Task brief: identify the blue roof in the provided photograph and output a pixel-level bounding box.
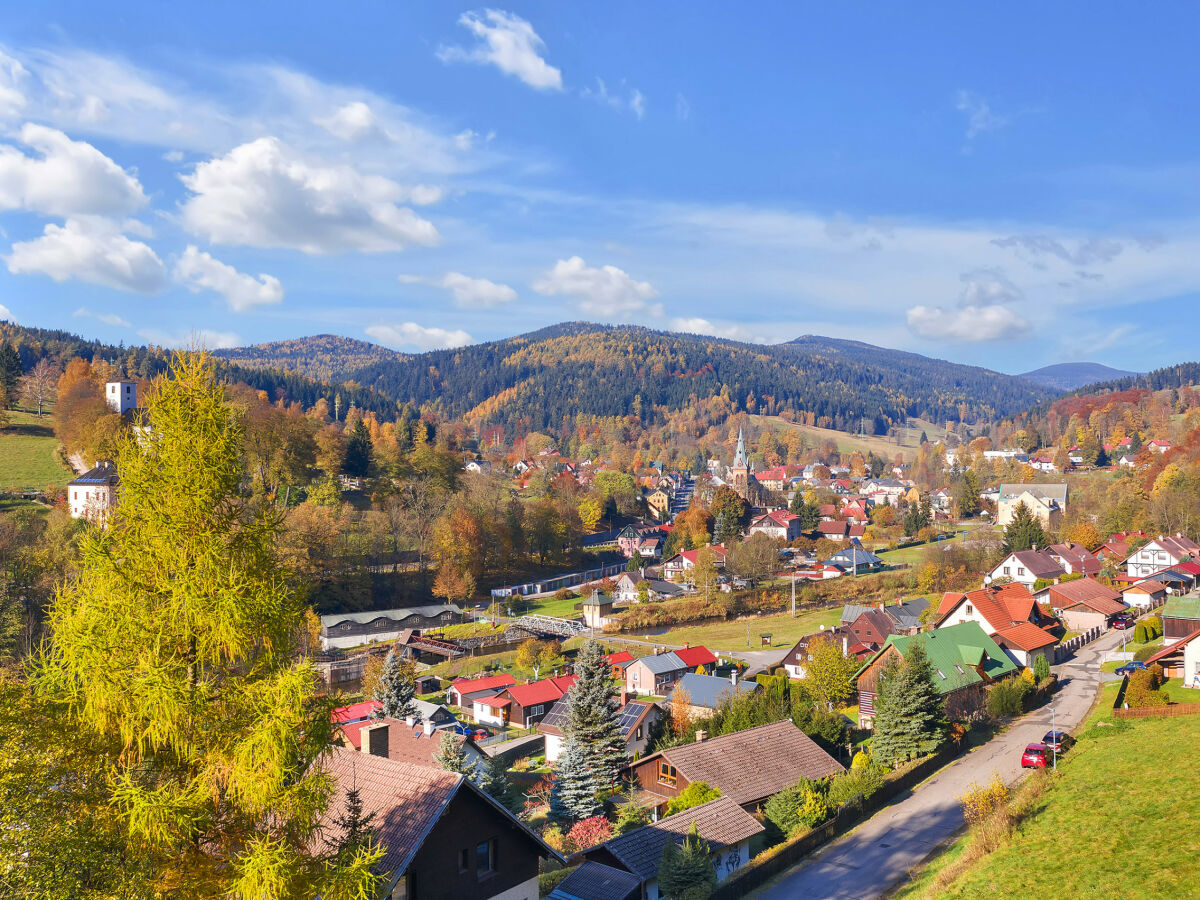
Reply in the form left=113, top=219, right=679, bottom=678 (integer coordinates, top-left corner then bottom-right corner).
left=636, top=651, right=687, bottom=675
left=666, top=672, right=758, bottom=709
left=68, top=462, right=118, bottom=486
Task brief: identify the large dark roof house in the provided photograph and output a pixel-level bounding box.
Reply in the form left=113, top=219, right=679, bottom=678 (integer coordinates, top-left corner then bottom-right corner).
left=540, top=695, right=659, bottom=764
left=577, top=797, right=764, bottom=899
left=316, top=747, right=560, bottom=900
left=627, top=720, right=844, bottom=814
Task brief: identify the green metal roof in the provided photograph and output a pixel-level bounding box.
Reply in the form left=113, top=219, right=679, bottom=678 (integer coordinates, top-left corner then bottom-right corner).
left=857, top=622, right=1019, bottom=695
left=1163, top=596, right=1200, bottom=621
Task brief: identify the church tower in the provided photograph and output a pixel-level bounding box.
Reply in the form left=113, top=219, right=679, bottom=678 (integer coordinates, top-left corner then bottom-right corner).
left=730, top=428, right=752, bottom=499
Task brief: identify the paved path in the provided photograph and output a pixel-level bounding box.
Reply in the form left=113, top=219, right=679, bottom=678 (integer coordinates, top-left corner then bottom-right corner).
left=751, top=628, right=1126, bottom=900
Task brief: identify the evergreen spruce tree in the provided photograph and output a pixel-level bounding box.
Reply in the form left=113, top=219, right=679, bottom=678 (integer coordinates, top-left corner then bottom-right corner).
left=658, top=823, right=717, bottom=900
left=36, top=353, right=380, bottom=898
left=1003, top=501, right=1049, bottom=553
left=549, top=639, right=625, bottom=821
left=433, top=730, right=474, bottom=776
left=372, top=649, right=417, bottom=720
left=325, top=781, right=377, bottom=864
left=477, top=753, right=518, bottom=812
left=0, top=343, right=21, bottom=406
left=870, top=641, right=948, bottom=766
left=343, top=419, right=373, bottom=477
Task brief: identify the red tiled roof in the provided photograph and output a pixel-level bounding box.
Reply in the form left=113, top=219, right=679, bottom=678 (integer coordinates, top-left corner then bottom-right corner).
left=674, top=645, right=719, bottom=668
left=332, top=699, right=381, bottom=725
left=505, top=675, right=577, bottom=708
left=340, top=717, right=476, bottom=767
left=1125, top=580, right=1167, bottom=594
left=605, top=650, right=635, bottom=665
left=450, top=673, right=515, bottom=694
left=1147, top=629, right=1200, bottom=664
left=1048, top=578, right=1126, bottom=615
left=476, top=695, right=512, bottom=709
left=993, top=622, right=1059, bottom=652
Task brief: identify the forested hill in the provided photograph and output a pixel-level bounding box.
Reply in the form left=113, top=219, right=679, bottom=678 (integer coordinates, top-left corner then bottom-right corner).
left=327, top=323, right=1056, bottom=434
left=213, top=334, right=403, bottom=382
left=1018, top=362, right=1139, bottom=391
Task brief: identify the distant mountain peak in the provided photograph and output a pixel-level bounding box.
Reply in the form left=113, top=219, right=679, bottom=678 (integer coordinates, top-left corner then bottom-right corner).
left=1019, top=362, right=1139, bottom=392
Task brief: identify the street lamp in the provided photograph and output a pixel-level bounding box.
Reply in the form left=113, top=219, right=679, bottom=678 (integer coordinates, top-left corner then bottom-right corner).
left=1047, top=703, right=1057, bottom=771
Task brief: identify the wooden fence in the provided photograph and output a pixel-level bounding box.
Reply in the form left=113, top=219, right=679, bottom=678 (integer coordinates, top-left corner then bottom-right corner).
left=708, top=739, right=965, bottom=900
left=1114, top=702, right=1200, bottom=719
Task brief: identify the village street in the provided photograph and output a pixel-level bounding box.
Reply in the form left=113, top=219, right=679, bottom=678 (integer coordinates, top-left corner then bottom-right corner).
left=751, top=628, right=1127, bottom=900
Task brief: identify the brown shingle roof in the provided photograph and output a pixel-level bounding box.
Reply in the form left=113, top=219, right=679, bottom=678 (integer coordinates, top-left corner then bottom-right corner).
left=597, top=796, right=764, bottom=882
left=641, top=720, right=844, bottom=805
left=993, top=622, right=1059, bottom=653
left=1048, top=578, right=1126, bottom=615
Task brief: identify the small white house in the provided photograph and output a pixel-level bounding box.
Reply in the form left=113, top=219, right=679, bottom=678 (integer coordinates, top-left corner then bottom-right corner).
left=67, top=462, right=118, bottom=523
left=1125, top=536, right=1200, bottom=578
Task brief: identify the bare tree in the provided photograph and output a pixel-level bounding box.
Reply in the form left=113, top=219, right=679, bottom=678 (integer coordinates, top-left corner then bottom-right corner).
left=19, top=358, right=58, bottom=417
left=385, top=474, right=446, bottom=576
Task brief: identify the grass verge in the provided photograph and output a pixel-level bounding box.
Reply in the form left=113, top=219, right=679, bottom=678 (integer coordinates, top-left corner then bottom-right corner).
left=0, top=409, right=72, bottom=490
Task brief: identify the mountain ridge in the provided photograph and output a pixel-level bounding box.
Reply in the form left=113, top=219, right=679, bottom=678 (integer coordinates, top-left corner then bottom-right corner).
left=1018, top=361, right=1139, bottom=391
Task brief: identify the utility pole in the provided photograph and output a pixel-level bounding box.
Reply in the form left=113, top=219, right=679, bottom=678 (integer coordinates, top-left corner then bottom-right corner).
left=1048, top=703, right=1057, bottom=771
left=791, top=571, right=796, bottom=617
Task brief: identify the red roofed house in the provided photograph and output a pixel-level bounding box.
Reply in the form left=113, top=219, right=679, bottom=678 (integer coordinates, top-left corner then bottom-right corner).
left=1125, top=535, right=1200, bottom=579
left=1150, top=439, right=1173, bottom=454
left=447, top=673, right=516, bottom=708
left=341, top=717, right=487, bottom=772
left=605, top=650, right=636, bottom=677
left=1146, top=629, right=1200, bottom=688
left=936, top=583, right=1059, bottom=668
left=1123, top=579, right=1168, bottom=609
left=483, top=675, right=578, bottom=728
left=673, top=644, right=719, bottom=673
left=747, top=510, right=802, bottom=541
left=1047, top=578, right=1127, bottom=632
left=317, top=747, right=560, bottom=900
left=817, top=520, right=852, bottom=541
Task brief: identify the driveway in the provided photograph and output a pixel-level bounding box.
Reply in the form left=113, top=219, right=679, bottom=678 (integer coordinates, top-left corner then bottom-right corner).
left=751, top=628, right=1126, bottom=900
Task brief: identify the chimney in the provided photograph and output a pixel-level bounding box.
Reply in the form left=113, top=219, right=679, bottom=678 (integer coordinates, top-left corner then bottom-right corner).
left=843, top=635, right=849, bottom=655
left=878, top=602, right=885, bottom=610
left=730, top=670, right=738, bottom=686
left=405, top=716, right=416, bottom=729
left=620, top=691, right=630, bottom=707
left=695, top=729, right=707, bottom=743
left=423, top=720, right=435, bottom=736
left=362, top=722, right=389, bottom=758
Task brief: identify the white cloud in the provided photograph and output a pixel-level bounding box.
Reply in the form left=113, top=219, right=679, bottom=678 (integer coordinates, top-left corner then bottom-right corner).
left=0, top=50, right=27, bottom=118
left=439, top=271, right=517, bottom=307
left=670, top=317, right=763, bottom=343
left=0, top=123, right=147, bottom=216
left=138, top=327, right=241, bottom=349
left=906, top=304, right=1031, bottom=342
left=365, top=322, right=473, bottom=351
left=316, top=100, right=381, bottom=141
left=174, top=245, right=284, bottom=312
left=438, top=10, right=563, bottom=91
left=955, top=90, right=1009, bottom=142
left=72, top=306, right=131, bottom=327
left=581, top=78, right=646, bottom=118
left=7, top=217, right=166, bottom=292
left=0, top=303, right=14, bottom=322
left=533, top=256, right=660, bottom=315
left=162, top=149, right=184, bottom=162
left=958, top=267, right=1022, bottom=306
left=179, top=137, right=441, bottom=253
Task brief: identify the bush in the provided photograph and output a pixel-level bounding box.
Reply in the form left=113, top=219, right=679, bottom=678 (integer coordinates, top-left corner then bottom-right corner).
left=1134, top=646, right=1159, bottom=662
left=1134, top=623, right=1149, bottom=644
left=763, top=778, right=830, bottom=837
left=959, top=775, right=1013, bottom=853
left=1125, top=667, right=1168, bottom=708
left=539, top=867, right=575, bottom=896
left=665, top=781, right=721, bottom=816
left=1144, top=615, right=1162, bottom=638
left=986, top=676, right=1031, bottom=718
left=850, top=749, right=871, bottom=771
left=1033, top=654, right=1052, bottom=682
left=565, top=816, right=613, bottom=851
left=827, top=765, right=886, bottom=806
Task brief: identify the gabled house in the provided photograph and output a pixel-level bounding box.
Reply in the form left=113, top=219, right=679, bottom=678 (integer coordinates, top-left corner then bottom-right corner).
left=539, top=695, right=659, bottom=764
left=661, top=545, right=727, bottom=581
left=612, top=572, right=686, bottom=604
left=316, top=747, right=560, bottom=900
left=1123, top=579, right=1168, bottom=608
left=1125, top=535, right=1200, bottom=578
left=666, top=672, right=758, bottom=717
left=673, top=644, right=719, bottom=673
left=646, top=489, right=672, bottom=519
left=1047, top=542, right=1102, bottom=577
left=936, top=583, right=1059, bottom=668
left=1162, top=597, right=1200, bottom=646
left=986, top=550, right=1065, bottom=589
left=846, top=609, right=900, bottom=650
left=479, top=675, right=578, bottom=728
left=1047, top=578, right=1127, bottom=632
left=997, top=483, right=1068, bottom=529
left=548, top=861, right=641, bottom=900
left=625, top=651, right=689, bottom=696
left=578, top=797, right=764, bottom=900
left=1146, top=629, right=1200, bottom=689
left=627, top=720, right=845, bottom=814
left=747, top=510, right=801, bottom=541
left=855, top=622, right=1019, bottom=727
left=1097, top=531, right=1146, bottom=563
left=447, top=673, right=517, bottom=708
left=1149, top=439, right=1173, bottom=454
left=827, top=542, right=884, bottom=573
left=67, top=462, right=119, bottom=523
left=341, top=717, right=486, bottom=772
left=582, top=589, right=617, bottom=630
left=604, top=650, right=636, bottom=677
left=781, top=627, right=872, bottom=679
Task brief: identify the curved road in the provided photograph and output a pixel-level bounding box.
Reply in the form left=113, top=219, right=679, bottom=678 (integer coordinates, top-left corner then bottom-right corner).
left=750, top=628, right=1126, bottom=900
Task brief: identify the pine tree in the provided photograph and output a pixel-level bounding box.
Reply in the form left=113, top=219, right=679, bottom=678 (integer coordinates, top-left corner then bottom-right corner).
left=870, top=641, right=948, bottom=767
left=477, top=753, right=518, bottom=812
left=35, top=352, right=380, bottom=897
left=549, top=639, right=625, bottom=821
left=343, top=419, right=372, bottom=477
left=1003, top=501, right=1049, bottom=553
left=658, top=822, right=717, bottom=900
left=372, top=649, right=417, bottom=720
left=0, top=343, right=21, bottom=407
left=433, top=730, right=473, bottom=776
left=325, top=782, right=377, bottom=864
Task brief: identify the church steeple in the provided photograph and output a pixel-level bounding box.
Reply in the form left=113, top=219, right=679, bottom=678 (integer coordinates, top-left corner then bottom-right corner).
left=733, top=427, right=749, bottom=469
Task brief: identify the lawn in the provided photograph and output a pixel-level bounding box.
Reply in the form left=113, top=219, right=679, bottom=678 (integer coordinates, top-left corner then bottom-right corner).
left=0, top=409, right=72, bottom=490
left=425, top=620, right=508, bottom=640
left=642, top=605, right=843, bottom=652
left=751, top=414, right=949, bottom=459
left=891, top=705, right=1200, bottom=899
left=517, top=592, right=584, bottom=619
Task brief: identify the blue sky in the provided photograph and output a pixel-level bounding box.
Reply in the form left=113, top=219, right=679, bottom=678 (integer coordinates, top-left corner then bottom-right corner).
left=0, top=3, right=1198, bottom=373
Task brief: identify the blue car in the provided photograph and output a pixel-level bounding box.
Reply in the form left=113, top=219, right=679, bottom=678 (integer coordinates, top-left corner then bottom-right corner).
left=1115, top=661, right=1148, bottom=675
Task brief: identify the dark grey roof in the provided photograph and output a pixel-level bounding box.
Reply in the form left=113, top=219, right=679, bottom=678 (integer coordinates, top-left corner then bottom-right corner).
left=886, top=598, right=929, bottom=629
left=68, top=462, right=118, bottom=486
left=598, top=796, right=763, bottom=882
left=549, top=861, right=641, bottom=900
left=634, top=651, right=687, bottom=675
left=540, top=698, right=653, bottom=739
left=666, top=673, right=757, bottom=710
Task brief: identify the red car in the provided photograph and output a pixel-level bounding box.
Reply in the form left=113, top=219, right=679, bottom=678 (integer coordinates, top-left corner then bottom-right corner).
left=1021, top=743, right=1048, bottom=768
left=1112, top=614, right=1135, bottom=630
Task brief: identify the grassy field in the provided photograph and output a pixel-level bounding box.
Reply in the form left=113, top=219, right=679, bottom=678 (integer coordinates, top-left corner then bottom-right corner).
left=518, top=592, right=584, bottom=619
left=891, top=698, right=1200, bottom=899
left=0, top=408, right=72, bottom=491
left=751, top=415, right=950, bottom=460
left=637, top=605, right=843, bottom=652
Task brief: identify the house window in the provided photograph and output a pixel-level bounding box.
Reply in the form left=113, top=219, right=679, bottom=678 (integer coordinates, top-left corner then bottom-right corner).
left=458, top=848, right=470, bottom=873
left=658, top=762, right=678, bottom=787
left=954, top=664, right=964, bottom=674
left=391, top=874, right=411, bottom=900
left=531, top=704, right=544, bottom=718
left=965, top=604, right=973, bottom=615
left=1002, top=566, right=1010, bottom=575
left=1017, top=568, right=1025, bottom=576
left=476, top=839, right=496, bottom=877
left=636, top=724, right=644, bottom=740
left=936, top=669, right=946, bottom=680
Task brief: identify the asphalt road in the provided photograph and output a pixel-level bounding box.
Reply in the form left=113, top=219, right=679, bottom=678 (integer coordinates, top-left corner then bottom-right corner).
left=750, top=628, right=1126, bottom=900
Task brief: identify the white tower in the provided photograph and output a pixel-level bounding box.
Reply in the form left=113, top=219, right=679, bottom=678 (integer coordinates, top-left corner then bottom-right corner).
left=106, top=380, right=137, bottom=414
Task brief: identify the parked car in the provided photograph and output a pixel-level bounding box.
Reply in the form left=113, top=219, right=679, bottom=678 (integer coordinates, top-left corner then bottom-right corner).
left=1112, top=614, right=1135, bottom=630
left=1115, top=661, right=1148, bottom=675
left=1041, top=731, right=1071, bottom=753
left=473, top=728, right=491, bottom=739
left=450, top=722, right=474, bottom=736
left=1021, top=743, right=1048, bottom=768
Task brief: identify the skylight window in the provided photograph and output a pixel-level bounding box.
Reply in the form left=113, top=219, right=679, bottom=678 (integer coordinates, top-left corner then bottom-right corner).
left=936, top=668, right=946, bottom=679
